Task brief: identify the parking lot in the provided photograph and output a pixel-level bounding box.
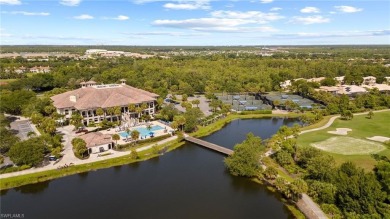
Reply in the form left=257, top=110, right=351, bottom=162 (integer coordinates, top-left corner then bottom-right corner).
left=10, top=119, right=37, bottom=140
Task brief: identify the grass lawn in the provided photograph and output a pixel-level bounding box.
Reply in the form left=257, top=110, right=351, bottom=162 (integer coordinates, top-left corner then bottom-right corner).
left=0, top=78, right=18, bottom=84
left=297, top=111, right=390, bottom=171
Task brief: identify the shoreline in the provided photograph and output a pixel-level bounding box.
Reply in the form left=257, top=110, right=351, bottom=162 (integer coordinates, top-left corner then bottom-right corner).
left=0, top=112, right=312, bottom=190
left=0, top=112, right=329, bottom=219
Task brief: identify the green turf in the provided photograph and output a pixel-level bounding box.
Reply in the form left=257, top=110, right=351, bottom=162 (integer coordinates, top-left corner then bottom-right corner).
left=311, top=136, right=386, bottom=155
left=297, top=111, right=390, bottom=171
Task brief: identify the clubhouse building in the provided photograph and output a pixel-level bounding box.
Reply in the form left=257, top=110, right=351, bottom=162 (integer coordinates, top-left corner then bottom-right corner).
left=51, top=80, right=159, bottom=125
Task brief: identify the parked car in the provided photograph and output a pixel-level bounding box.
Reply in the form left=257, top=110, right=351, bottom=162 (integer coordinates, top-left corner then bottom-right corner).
left=75, top=129, right=88, bottom=134
left=48, top=156, right=57, bottom=161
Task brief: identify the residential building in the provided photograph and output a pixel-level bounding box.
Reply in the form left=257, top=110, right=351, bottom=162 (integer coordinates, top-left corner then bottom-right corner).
left=79, top=132, right=113, bottom=154
left=385, top=77, right=390, bottom=85
left=317, top=85, right=367, bottom=96
left=51, top=80, right=159, bottom=125
left=362, top=76, right=376, bottom=86
left=15, top=66, right=27, bottom=74
left=334, top=76, right=345, bottom=85
left=280, top=80, right=291, bottom=89
left=30, top=66, right=51, bottom=73
left=306, top=77, right=325, bottom=83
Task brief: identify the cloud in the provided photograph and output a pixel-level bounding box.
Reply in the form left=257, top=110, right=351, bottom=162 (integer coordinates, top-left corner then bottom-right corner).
left=73, top=14, right=94, bottom=19
left=163, top=1, right=210, bottom=10
left=153, top=18, right=278, bottom=32
left=334, top=6, right=363, bottom=13
left=260, top=0, right=273, bottom=4
left=211, top=10, right=284, bottom=23
left=273, top=29, right=390, bottom=39
left=270, top=7, right=282, bottom=11
left=115, top=15, right=129, bottom=20
left=0, top=29, right=12, bottom=37
left=152, top=10, right=282, bottom=32
left=123, top=31, right=208, bottom=37
left=300, top=7, right=320, bottom=13
left=60, top=0, right=81, bottom=6
left=103, top=15, right=129, bottom=20
left=0, top=0, right=21, bottom=5
left=290, top=15, right=330, bottom=25
left=3, top=11, right=50, bottom=16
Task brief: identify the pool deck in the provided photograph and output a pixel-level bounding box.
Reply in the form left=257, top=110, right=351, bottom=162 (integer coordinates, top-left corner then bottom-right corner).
left=100, top=121, right=174, bottom=145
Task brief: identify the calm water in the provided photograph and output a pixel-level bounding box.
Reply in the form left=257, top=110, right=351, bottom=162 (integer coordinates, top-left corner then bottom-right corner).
left=1, top=118, right=299, bottom=219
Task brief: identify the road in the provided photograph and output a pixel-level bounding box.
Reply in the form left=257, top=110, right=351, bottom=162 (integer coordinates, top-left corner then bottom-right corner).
left=0, top=125, right=177, bottom=179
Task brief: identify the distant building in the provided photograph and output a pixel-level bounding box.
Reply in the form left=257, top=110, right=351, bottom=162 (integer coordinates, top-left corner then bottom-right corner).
left=306, top=77, right=325, bottom=83
left=362, top=76, right=376, bottom=86
left=334, top=76, right=345, bottom=85
left=384, top=77, right=390, bottom=85
left=79, top=132, right=113, bottom=154
left=85, top=49, right=108, bottom=55
left=361, top=84, right=390, bottom=93
left=15, top=66, right=27, bottom=74
left=317, top=85, right=367, bottom=96
left=51, top=80, right=159, bottom=125
left=280, top=80, right=292, bottom=89
left=30, top=66, right=50, bottom=73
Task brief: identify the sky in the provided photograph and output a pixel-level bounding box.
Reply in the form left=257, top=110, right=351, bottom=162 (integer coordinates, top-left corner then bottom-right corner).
left=0, top=0, right=389, bottom=45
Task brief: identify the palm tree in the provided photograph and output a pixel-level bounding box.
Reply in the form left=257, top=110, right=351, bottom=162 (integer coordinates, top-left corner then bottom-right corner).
left=156, top=98, right=164, bottom=111
left=135, top=106, right=143, bottom=118
left=131, top=130, right=140, bottom=145
left=141, top=103, right=148, bottom=112
left=112, top=134, right=120, bottom=149
left=126, top=128, right=131, bottom=141
left=106, top=107, right=115, bottom=122
left=191, top=99, right=200, bottom=108
left=114, top=106, right=122, bottom=123
left=96, top=108, right=104, bottom=122
left=173, top=115, right=186, bottom=131
left=273, top=100, right=281, bottom=109
left=70, top=112, right=83, bottom=129
left=128, top=104, right=136, bottom=114
left=171, top=121, right=179, bottom=130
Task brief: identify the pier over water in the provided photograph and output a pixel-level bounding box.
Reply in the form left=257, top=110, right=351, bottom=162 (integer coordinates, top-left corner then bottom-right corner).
left=184, top=136, right=233, bottom=155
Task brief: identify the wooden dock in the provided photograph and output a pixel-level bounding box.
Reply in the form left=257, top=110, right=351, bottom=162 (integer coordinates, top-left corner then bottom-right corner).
left=184, top=136, right=233, bottom=155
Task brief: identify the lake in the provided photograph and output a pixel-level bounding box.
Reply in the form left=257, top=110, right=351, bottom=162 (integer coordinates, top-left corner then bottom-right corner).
left=1, top=118, right=300, bottom=219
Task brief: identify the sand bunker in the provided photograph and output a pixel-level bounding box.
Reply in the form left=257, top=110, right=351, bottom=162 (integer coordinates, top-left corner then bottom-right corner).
left=327, top=128, right=352, bottom=135
left=367, top=136, right=390, bottom=142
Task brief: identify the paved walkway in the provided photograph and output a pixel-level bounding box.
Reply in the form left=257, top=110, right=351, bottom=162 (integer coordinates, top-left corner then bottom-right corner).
left=0, top=130, right=178, bottom=179
left=300, top=109, right=390, bottom=135
left=297, top=194, right=328, bottom=219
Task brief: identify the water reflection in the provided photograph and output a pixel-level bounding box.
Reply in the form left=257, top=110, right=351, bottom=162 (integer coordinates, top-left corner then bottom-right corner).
left=13, top=180, right=50, bottom=194
left=77, top=172, right=89, bottom=180
left=1, top=118, right=297, bottom=219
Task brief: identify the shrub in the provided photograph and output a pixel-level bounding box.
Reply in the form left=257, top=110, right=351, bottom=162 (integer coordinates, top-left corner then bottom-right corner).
left=239, top=110, right=272, bottom=115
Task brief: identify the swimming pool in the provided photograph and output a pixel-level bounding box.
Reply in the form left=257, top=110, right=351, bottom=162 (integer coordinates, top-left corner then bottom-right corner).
left=119, top=125, right=164, bottom=138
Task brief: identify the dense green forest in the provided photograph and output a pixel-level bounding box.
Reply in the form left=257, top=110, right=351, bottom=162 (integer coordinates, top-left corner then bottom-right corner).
left=1, top=46, right=390, bottom=217
left=1, top=52, right=390, bottom=97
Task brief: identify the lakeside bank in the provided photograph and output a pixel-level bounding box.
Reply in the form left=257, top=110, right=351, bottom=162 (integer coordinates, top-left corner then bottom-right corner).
left=1, top=112, right=307, bottom=190
left=1, top=112, right=328, bottom=218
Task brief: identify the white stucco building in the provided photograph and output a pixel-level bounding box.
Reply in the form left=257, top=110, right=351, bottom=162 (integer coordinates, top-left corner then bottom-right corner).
left=79, top=132, right=113, bottom=154
left=51, top=80, right=159, bottom=125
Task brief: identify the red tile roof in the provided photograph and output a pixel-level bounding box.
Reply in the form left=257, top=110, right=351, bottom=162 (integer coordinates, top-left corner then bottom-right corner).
left=79, top=132, right=112, bottom=148
left=51, top=84, right=158, bottom=110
